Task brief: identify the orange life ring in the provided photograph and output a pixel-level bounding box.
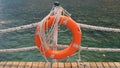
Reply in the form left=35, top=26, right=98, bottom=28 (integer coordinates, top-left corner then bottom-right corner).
left=34, top=16, right=82, bottom=59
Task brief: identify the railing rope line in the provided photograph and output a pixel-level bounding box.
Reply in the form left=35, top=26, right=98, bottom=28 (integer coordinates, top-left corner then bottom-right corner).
left=0, top=23, right=38, bottom=33
left=0, top=23, right=120, bottom=33
left=0, top=45, right=120, bottom=53
left=0, top=23, right=120, bottom=53
left=79, top=23, right=120, bottom=32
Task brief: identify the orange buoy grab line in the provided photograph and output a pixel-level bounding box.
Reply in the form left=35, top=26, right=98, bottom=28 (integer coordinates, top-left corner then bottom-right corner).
left=34, top=16, right=82, bottom=59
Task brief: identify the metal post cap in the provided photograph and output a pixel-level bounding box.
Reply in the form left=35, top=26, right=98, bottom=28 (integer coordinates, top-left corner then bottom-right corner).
left=54, top=1, right=60, bottom=6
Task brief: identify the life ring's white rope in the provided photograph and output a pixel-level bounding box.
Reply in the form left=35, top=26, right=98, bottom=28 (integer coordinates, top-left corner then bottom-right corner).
left=0, top=45, right=120, bottom=53
left=0, top=22, right=120, bottom=33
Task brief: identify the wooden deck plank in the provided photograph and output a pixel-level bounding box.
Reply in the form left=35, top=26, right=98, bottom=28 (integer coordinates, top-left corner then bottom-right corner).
left=52, top=62, right=58, bottom=68
left=108, top=62, right=116, bottom=68
left=11, top=62, right=19, bottom=68
left=71, top=62, right=78, bottom=68
left=83, top=62, right=90, bottom=68
left=65, top=62, right=71, bottom=68
left=78, top=62, right=85, bottom=68
left=114, top=62, right=120, bottom=68
left=45, top=62, right=51, bottom=68
left=0, top=62, right=120, bottom=68
left=96, top=62, right=104, bottom=68
left=39, top=62, right=45, bottom=68
left=89, top=62, right=97, bottom=68
left=102, top=62, right=110, bottom=68
left=32, top=62, right=39, bottom=68
left=24, top=62, right=32, bottom=68
left=58, top=62, right=64, bottom=68
left=4, top=62, right=13, bottom=68
left=0, top=62, right=7, bottom=68
left=17, top=62, right=26, bottom=68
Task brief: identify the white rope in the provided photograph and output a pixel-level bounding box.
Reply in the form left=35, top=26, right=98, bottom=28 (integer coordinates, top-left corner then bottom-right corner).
left=0, top=23, right=120, bottom=33
left=0, top=46, right=36, bottom=53
left=37, top=10, right=54, bottom=62
left=0, top=45, right=120, bottom=53
left=0, top=23, right=37, bottom=33
left=79, top=23, right=120, bottom=32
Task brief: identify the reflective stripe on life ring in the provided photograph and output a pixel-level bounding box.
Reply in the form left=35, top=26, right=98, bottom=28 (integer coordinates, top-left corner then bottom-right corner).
left=34, top=16, right=82, bottom=59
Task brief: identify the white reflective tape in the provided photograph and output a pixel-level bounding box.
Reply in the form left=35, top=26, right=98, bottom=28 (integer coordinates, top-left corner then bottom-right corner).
left=50, top=54, right=54, bottom=58
left=73, top=43, right=79, bottom=49
left=78, top=27, right=81, bottom=31
left=63, top=19, right=68, bottom=25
